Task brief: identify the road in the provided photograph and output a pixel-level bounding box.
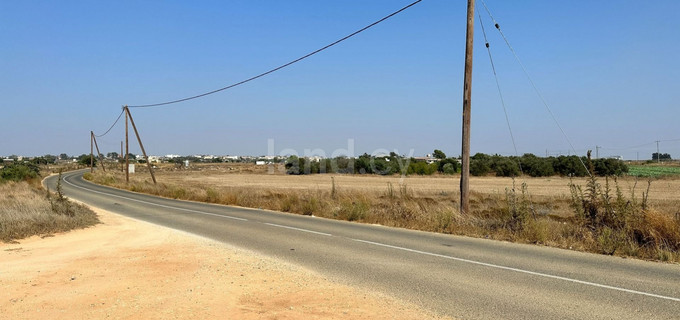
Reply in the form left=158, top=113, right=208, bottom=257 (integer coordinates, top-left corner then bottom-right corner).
left=45, top=170, right=680, bottom=319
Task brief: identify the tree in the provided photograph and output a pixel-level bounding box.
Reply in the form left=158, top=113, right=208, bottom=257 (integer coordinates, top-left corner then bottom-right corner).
left=433, top=149, right=446, bottom=159
left=107, top=152, right=119, bottom=159
left=285, top=156, right=304, bottom=175
left=59, top=153, right=69, bottom=160
left=77, top=154, right=96, bottom=167
left=0, top=163, right=40, bottom=182
left=438, top=158, right=459, bottom=174
left=652, top=153, right=672, bottom=161
left=470, top=153, right=491, bottom=176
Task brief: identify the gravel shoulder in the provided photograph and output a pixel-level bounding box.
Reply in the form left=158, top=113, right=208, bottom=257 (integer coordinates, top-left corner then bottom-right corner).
left=1, top=205, right=449, bottom=319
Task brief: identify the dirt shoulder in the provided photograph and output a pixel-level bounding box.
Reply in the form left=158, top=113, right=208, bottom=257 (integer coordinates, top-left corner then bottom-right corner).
left=0, top=206, right=448, bottom=319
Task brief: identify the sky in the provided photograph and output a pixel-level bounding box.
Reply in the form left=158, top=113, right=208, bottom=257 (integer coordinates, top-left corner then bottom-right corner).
left=2, top=0, right=679, bottom=160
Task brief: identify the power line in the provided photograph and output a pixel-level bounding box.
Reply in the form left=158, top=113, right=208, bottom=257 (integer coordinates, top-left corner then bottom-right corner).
left=94, top=109, right=125, bottom=138
left=478, top=11, right=523, bottom=175
left=128, top=0, right=423, bottom=108
left=600, top=141, right=656, bottom=151
left=479, top=0, right=592, bottom=177
left=600, top=138, right=680, bottom=151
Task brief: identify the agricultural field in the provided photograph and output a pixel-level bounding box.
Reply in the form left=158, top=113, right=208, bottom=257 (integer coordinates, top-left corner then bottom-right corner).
left=628, top=164, right=680, bottom=178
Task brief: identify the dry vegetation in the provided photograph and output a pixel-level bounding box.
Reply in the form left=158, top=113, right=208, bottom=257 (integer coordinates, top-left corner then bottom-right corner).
left=0, top=177, right=99, bottom=242
left=88, top=163, right=680, bottom=263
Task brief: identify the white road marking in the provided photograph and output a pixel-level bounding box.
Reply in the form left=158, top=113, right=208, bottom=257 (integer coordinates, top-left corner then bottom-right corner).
left=62, top=174, right=248, bottom=222
left=264, top=223, right=332, bottom=237
left=351, top=239, right=680, bottom=302
left=60, top=173, right=680, bottom=303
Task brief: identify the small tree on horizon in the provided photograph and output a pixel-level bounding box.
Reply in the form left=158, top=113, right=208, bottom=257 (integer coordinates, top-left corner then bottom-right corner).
left=433, top=149, right=446, bottom=159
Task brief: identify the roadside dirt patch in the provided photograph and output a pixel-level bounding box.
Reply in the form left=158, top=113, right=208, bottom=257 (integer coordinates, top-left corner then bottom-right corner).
left=0, top=207, right=448, bottom=319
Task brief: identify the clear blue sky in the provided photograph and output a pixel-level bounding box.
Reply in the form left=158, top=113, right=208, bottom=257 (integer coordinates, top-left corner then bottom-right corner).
left=2, top=0, right=679, bottom=160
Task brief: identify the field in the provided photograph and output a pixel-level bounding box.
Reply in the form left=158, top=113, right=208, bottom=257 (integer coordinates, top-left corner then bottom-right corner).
left=88, top=162, right=680, bottom=262
left=628, top=164, right=680, bottom=178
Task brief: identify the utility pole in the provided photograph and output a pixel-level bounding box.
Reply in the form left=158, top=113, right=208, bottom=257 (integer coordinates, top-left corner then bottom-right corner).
left=120, top=141, right=124, bottom=172
left=460, top=0, right=475, bottom=215
left=125, top=106, right=157, bottom=184
left=91, top=131, right=106, bottom=172
left=125, top=106, right=129, bottom=183
left=90, top=132, right=94, bottom=173
left=656, top=140, right=660, bottom=163
left=595, top=146, right=600, bottom=159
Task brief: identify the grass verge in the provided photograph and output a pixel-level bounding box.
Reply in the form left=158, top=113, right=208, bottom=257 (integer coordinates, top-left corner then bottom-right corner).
left=85, top=170, right=680, bottom=263
left=0, top=174, right=99, bottom=243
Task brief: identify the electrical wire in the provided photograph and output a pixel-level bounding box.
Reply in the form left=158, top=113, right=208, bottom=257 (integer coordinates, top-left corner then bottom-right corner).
left=600, top=142, right=656, bottom=151
left=94, top=109, right=125, bottom=138
left=601, top=138, right=680, bottom=150
left=478, top=11, right=523, bottom=176
left=480, top=0, right=592, bottom=177
left=128, top=0, right=423, bottom=108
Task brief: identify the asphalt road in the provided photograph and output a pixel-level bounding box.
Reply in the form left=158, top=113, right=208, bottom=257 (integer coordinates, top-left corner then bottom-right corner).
left=45, top=170, right=680, bottom=319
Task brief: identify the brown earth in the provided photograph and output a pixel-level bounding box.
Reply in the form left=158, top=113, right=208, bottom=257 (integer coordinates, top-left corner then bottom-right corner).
left=0, top=206, right=450, bottom=320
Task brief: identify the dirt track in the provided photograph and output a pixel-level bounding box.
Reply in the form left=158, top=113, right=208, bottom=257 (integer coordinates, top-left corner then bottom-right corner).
left=1, top=206, right=448, bottom=319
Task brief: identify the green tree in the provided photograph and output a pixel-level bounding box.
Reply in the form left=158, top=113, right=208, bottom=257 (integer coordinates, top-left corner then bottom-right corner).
left=652, top=153, right=672, bottom=161
left=438, top=158, right=459, bottom=174
left=77, top=154, right=97, bottom=167
left=470, top=153, right=491, bottom=176
left=433, top=149, right=446, bottom=159
left=0, top=163, right=40, bottom=182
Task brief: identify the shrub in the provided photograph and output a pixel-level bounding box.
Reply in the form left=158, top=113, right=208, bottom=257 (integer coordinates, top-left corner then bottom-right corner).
left=77, top=154, right=97, bottom=167
left=491, top=156, right=521, bottom=177
left=504, top=180, right=533, bottom=232
left=0, top=163, right=40, bottom=182
left=438, top=158, right=459, bottom=174
left=470, top=153, right=491, bottom=176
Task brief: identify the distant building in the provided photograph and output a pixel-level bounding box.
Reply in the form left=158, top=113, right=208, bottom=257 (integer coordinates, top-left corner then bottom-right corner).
left=413, top=156, right=439, bottom=164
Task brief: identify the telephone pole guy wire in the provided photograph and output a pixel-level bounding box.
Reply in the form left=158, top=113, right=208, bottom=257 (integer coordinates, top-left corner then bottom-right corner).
left=479, top=0, right=592, bottom=177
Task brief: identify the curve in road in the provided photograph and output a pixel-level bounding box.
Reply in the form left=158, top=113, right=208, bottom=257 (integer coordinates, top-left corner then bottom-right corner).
left=45, top=170, right=680, bottom=319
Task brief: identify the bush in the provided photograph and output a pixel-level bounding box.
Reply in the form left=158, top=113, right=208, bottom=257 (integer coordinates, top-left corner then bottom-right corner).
left=0, top=163, right=40, bottom=182
left=438, top=158, right=459, bottom=174
left=593, top=158, right=628, bottom=176
left=407, top=161, right=438, bottom=175
left=491, top=156, right=521, bottom=177
left=77, top=154, right=97, bottom=167
left=554, top=156, right=589, bottom=177
left=521, top=154, right=555, bottom=177
left=470, top=153, right=491, bottom=176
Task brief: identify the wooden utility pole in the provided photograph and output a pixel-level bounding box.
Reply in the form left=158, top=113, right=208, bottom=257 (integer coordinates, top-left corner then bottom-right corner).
left=120, top=141, right=124, bottom=172
left=125, top=106, right=129, bottom=183
left=91, top=131, right=106, bottom=172
left=124, top=106, right=157, bottom=184
left=460, top=0, right=475, bottom=215
left=90, top=132, right=94, bottom=173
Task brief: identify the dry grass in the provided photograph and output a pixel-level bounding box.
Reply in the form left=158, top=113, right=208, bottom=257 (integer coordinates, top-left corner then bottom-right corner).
left=0, top=180, right=99, bottom=242
left=86, top=163, right=680, bottom=263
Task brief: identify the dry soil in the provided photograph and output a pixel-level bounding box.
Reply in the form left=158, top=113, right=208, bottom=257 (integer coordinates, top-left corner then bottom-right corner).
left=1, top=206, right=449, bottom=320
